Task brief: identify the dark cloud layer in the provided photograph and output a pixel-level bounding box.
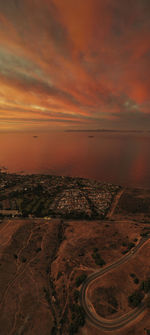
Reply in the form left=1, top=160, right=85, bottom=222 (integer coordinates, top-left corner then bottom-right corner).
left=0, top=0, right=149, bottom=130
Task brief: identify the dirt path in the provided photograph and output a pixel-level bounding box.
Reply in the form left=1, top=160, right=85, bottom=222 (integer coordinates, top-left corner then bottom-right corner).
left=107, top=188, right=125, bottom=218
left=0, top=219, right=62, bottom=335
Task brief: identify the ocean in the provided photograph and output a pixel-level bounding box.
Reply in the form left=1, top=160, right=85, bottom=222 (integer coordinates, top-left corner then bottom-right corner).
left=0, top=131, right=150, bottom=188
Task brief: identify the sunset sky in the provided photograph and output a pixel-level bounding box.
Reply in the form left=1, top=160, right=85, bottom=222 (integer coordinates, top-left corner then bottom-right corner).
left=0, top=0, right=150, bottom=131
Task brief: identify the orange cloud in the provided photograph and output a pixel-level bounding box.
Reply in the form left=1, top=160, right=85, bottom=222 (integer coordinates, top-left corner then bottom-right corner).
left=0, top=0, right=149, bottom=130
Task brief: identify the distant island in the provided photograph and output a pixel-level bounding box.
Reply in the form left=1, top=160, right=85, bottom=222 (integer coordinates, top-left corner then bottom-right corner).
left=65, top=129, right=145, bottom=133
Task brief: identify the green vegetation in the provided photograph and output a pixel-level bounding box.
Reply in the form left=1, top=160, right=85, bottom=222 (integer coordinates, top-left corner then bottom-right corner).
left=140, top=232, right=149, bottom=237
left=0, top=172, right=120, bottom=219
left=94, top=287, right=118, bottom=317
left=57, top=271, right=62, bottom=280
left=130, top=273, right=139, bottom=284
left=128, top=242, right=135, bottom=249
left=130, top=273, right=136, bottom=278
left=108, top=294, right=118, bottom=309
left=147, top=297, right=150, bottom=309
left=51, top=327, right=57, bottom=335
left=21, top=257, right=27, bottom=263
left=128, top=277, right=150, bottom=310
left=122, top=241, right=135, bottom=254
left=128, top=290, right=144, bottom=308
left=75, top=274, right=87, bottom=287
left=69, top=304, right=85, bottom=335
left=140, top=278, right=150, bottom=293
left=116, top=192, right=150, bottom=214
left=74, top=290, right=80, bottom=303
left=36, top=247, right=41, bottom=253
left=62, top=210, right=91, bottom=220
left=93, top=247, right=98, bottom=252
left=134, top=277, right=139, bottom=284
left=92, top=249, right=106, bottom=267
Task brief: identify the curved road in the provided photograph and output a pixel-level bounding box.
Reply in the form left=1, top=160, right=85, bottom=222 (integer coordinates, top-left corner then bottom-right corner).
left=81, top=235, right=150, bottom=331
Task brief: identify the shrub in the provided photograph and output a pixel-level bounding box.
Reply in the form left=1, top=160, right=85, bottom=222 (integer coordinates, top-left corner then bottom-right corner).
left=21, top=257, right=27, bottom=263
left=74, top=290, right=80, bottom=303
left=134, top=277, right=139, bottom=284
left=36, top=247, right=41, bottom=253
left=128, top=290, right=144, bottom=308
left=92, top=251, right=106, bottom=267
left=75, top=274, right=87, bottom=287
left=140, top=278, right=150, bottom=293
left=57, top=271, right=62, bottom=280
left=130, top=273, right=136, bottom=278
left=51, top=326, right=57, bottom=335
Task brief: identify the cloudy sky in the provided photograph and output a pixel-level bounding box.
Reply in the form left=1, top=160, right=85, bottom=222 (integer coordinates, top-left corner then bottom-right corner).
left=0, top=0, right=150, bottom=131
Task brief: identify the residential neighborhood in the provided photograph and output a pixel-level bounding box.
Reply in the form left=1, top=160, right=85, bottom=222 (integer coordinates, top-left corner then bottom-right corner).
left=0, top=172, right=120, bottom=219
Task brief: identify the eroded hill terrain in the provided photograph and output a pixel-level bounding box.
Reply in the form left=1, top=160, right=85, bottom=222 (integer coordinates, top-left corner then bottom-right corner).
left=0, top=173, right=150, bottom=335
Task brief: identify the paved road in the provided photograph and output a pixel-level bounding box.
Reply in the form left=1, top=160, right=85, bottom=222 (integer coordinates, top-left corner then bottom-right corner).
left=81, top=236, right=149, bottom=331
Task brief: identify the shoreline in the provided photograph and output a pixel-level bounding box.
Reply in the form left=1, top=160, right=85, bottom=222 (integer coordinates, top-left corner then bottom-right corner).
left=0, top=170, right=149, bottom=190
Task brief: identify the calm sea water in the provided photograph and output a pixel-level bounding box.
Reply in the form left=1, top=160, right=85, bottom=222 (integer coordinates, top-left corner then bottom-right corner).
left=0, top=131, right=150, bottom=188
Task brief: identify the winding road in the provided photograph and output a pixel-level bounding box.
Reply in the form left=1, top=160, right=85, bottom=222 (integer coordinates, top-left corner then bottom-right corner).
left=81, top=235, right=150, bottom=331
